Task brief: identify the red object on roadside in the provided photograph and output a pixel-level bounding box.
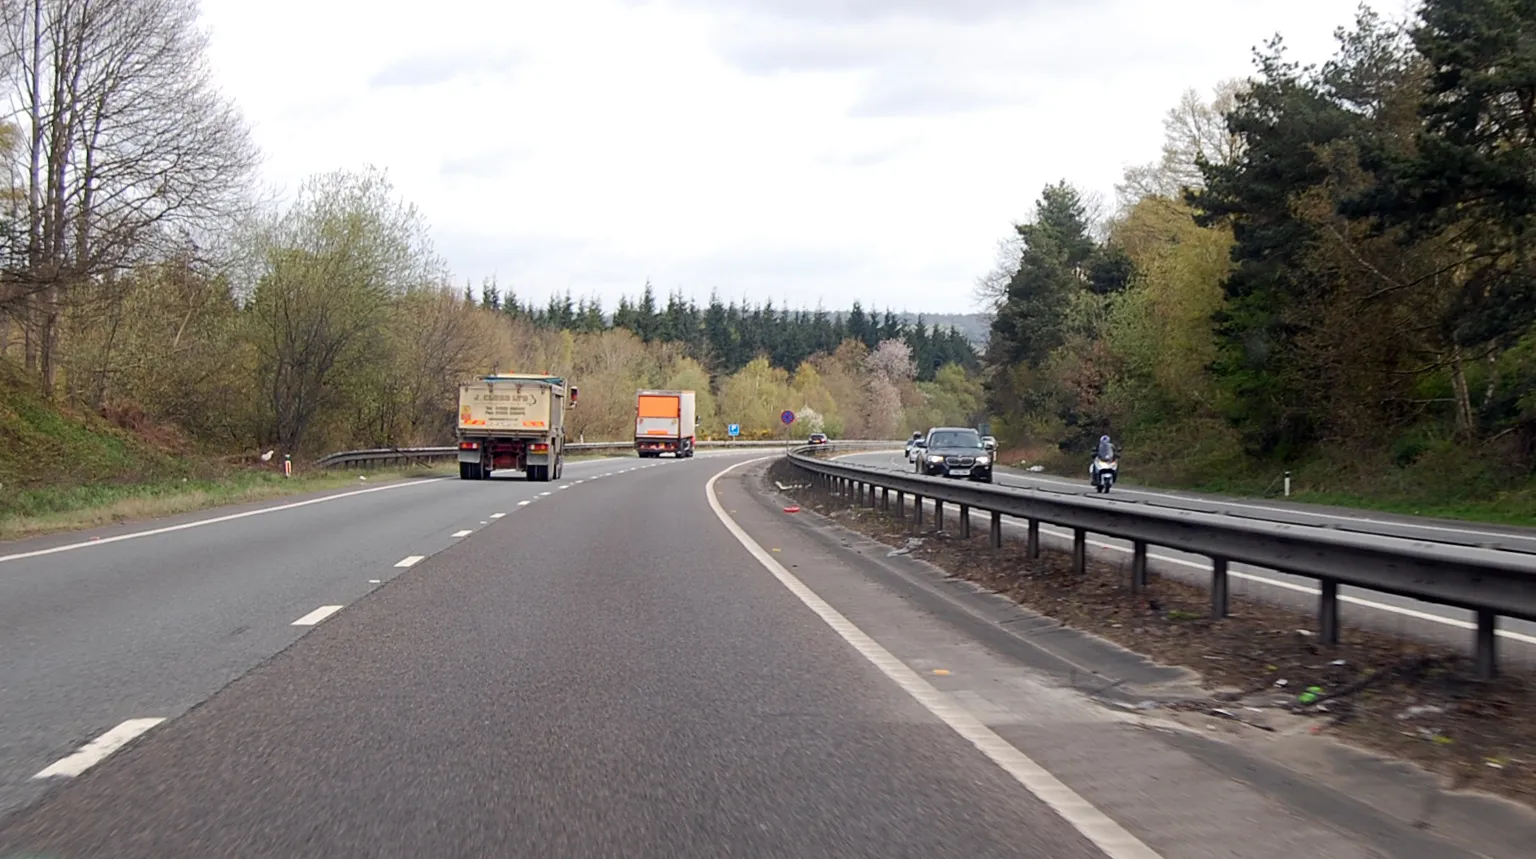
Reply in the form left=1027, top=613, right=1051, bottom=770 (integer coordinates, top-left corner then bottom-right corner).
left=783, top=506, right=801, bottom=513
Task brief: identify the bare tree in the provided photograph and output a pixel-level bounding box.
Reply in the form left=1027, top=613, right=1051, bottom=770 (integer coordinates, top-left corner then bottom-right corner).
left=973, top=231, right=1023, bottom=311
left=1114, top=78, right=1248, bottom=212
left=0, top=0, right=258, bottom=391
left=245, top=166, right=447, bottom=454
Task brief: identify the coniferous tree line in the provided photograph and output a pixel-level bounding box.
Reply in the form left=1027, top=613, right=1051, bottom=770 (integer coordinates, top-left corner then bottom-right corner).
left=473, top=280, right=978, bottom=382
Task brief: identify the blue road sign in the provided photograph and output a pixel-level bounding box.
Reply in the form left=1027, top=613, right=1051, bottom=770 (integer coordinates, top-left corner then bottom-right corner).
left=727, top=423, right=740, bottom=437
left=780, top=410, right=795, bottom=426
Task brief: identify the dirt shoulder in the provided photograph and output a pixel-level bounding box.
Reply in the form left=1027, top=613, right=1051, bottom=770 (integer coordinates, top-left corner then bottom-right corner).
left=772, top=460, right=1536, bottom=810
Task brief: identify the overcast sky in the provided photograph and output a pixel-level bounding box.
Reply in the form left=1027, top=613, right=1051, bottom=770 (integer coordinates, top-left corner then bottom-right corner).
left=198, top=0, right=1400, bottom=314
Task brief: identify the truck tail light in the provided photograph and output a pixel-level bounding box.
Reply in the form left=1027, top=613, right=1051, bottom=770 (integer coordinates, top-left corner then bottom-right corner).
left=531, top=443, right=549, bottom=453
left=458, top=441, right=479, bottom=450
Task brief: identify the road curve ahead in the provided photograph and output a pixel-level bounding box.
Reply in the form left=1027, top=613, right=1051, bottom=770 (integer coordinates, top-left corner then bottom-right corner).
left=0, top=452, right=1107, bottom=859
left=0, top=452, right=1483, bottom=858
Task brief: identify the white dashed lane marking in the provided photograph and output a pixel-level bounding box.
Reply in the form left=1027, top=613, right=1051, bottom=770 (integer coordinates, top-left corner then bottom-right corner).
left=291, top=605, right=343, bottom=626
left=33, top=718, right=166, bottom=779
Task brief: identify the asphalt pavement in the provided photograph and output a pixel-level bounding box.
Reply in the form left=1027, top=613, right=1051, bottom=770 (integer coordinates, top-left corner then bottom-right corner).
left=843, top=451, right=1536, bottom=664
left=0, top=450, right=1524, bottom=858
left=0, top=455, right=658, bottom=821
left=0, top=452, right=1109, bottom=859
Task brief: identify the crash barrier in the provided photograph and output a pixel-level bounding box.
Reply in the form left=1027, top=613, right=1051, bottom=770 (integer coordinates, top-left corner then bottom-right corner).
left=786, top=445, right=1536, bottom=680
left=313, top=439, right=902, bottom=470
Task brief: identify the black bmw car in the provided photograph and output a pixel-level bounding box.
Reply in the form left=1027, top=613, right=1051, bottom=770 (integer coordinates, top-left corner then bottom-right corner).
left=914, top=427, right=993, bottom=483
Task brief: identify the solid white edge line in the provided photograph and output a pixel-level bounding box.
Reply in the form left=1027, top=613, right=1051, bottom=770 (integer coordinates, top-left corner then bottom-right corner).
left=34, top=718, right=166, bottom=778
left=0, top=478, right=448, bottom=565
left=291, top=605, right=343, bottom=626
left=394, top=555, right=425, bottom=568
left=704, top=457, right=1163, bottom=859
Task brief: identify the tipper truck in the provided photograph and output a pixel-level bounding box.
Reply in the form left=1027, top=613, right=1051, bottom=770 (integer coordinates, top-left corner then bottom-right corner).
left=456, top=373, right=578, bottom=481
left=634, top=389, right=696, bottom=458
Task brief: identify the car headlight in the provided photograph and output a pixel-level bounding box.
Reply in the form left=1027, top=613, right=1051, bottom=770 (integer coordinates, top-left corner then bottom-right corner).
left=928, top=455, right=944, bottom=463
left=975, top=455, right=989, bottom=464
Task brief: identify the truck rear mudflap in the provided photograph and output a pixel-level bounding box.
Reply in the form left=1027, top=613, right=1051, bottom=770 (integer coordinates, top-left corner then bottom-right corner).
left=635, top=438, right=693, bottom=458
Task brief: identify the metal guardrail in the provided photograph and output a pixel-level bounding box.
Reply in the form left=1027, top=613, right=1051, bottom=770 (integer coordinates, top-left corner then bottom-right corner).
left=313, top=439, right=900, bottom=470
left=786, top=446, right=1536, bottom=679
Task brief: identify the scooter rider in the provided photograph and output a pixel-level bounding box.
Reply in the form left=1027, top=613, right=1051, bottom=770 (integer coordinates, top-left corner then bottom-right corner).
left=1090, top=434, right=1117, bottom=482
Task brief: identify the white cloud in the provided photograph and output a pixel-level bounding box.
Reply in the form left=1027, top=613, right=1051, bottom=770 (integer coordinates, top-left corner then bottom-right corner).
left=199, top=0, right=1396, bottom=314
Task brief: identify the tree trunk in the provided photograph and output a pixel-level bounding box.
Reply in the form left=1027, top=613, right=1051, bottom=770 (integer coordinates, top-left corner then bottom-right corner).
left=1483, top=350, right=1498, bottom=414
left=1450, top=346, right=1474, bottom=438
left=23, top=292, right=39, bottom=372
left=39, top=300, right=59, bottom=395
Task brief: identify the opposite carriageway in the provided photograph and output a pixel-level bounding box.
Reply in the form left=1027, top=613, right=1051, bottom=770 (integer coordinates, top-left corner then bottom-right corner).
left=787, top=446, right=1536, bottom=679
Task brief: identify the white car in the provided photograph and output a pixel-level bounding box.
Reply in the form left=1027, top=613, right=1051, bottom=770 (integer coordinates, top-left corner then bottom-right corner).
left=904, top=432, right=925, bottom=462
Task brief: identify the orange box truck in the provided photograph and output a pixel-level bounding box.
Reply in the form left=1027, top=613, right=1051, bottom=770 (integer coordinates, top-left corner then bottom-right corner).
left=634, top=389, right=696, bottom=458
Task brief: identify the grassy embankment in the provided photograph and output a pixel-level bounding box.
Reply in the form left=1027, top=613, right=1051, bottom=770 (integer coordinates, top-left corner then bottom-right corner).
left=0, top=361, right=451, bottom=541
left=1004, top=424, right=1536, bottom=527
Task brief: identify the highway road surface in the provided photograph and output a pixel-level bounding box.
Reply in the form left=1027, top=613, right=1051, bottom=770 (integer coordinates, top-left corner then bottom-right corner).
left=0, top=450, right=1515, bottom=858
left=843, top=451, right=1536, bottom=666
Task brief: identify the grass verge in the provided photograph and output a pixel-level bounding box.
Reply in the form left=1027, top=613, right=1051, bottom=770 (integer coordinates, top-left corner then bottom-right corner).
left=0, top=465, right=452, bottom=543
left=771, top=459, right=1536, bottom=810
left=998, top=445, right=1536, bottom=527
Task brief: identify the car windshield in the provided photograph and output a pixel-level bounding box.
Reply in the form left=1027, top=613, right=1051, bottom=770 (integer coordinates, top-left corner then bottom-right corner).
left=928, top=430, right=982, bottom=449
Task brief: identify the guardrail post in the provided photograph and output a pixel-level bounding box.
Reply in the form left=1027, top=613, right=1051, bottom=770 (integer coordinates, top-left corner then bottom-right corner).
left=896, top=491, right=905, bottom=518
left=1131, top=541, right=1148, bottom=592
left=958, top=504, right=970, bottom=538
left=1475, top=610, right=1498, bottom=680
left=1072, top=529, right=1086, bottom=574
left=914, top=496, right=924, bottom=528
left=1027, top=520, right=1040, bottom=559
left=856, top=481, right=864, bottom=505
left=934, top=500, right=944, bottom=531
left=1318, top=579, right=1340, bottom=645
left=1211, top=558, right=1229, bottom=619
left=881, top=487, right=890, bottom=510
left=990, top=512, right=1002, bottom=549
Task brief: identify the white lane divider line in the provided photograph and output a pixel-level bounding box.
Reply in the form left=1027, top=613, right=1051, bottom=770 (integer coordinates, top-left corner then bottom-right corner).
left=0, top=478, right=447, bottom=566
left=539, top=492, right=552, bottom=497
left=291, top=605, right=343, bottom=626
left=705, top=458, right=1163, bottom=859
left=490, top=513, right=506, bottom=519
left=369, top=579, right=381, bottom=584
left=395, top=555, right=425, bottom=568
left=452, top=530, right=473, bottom=537
left=34, top=718, right=166, bottom=779
left=518, top=500, right=531, bottom=506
